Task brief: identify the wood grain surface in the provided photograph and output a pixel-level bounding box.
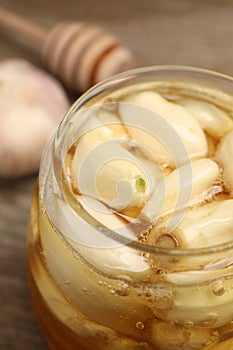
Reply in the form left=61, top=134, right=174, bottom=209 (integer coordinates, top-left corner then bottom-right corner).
left=1, top=0, right=233, bottom=349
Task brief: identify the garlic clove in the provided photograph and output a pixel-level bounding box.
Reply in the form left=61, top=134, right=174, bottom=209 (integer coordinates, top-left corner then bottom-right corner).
left=71, top=241, right=151, bottom=280
left=176, top=98, right=233, bottom=140
left=163, top=269, right=233, bottom=327
left=151, top=200, right=233, bottom=249
left=140, top=158, right=220, bottom=225
left=52, top=194, right=151, bottom=280
left=0, top=58, right=69, bottom=177
left=161, top=206, right=233, bottom=327
left=119, top=91, right=208, bottom=167
left=70, top=116, right=155, bottom=217
left=215, top=130, right=233, bottom=192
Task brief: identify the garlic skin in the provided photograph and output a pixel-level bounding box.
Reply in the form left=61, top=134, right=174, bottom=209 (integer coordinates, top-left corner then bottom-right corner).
left=0, top=59, right=69, bottom=177
left=119, top=91, right=208, bottom=167
left=215, top=130, right=233, bottom=192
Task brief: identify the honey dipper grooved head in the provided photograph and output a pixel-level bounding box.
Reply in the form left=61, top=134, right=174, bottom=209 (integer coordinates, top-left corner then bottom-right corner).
left=43, top=21, right=134, bottom=92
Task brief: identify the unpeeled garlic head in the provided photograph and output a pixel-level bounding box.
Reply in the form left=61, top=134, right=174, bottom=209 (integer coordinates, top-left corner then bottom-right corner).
left=0, top=59, right=69, bottom=177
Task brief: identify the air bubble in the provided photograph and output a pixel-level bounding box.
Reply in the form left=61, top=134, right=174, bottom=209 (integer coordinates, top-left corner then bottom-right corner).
left=144, top=288, right=153, bottom=298
left=115, top=283, right=131, bottom=297
left=136, top=321, right=145, bottom=330
left=212, top=280, right=225, bottom=296
left=184, top=321, right=194, bottom=329
left=135, top=287, right=143, bottom=296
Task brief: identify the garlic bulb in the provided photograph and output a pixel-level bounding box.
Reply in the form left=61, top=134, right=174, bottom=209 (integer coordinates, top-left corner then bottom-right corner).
left=0, top=59, right=69, bottom=177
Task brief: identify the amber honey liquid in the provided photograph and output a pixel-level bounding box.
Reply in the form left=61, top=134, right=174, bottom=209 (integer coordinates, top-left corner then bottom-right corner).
left=28, top=186, right=233, bottom=350
left=28, top=187, right=156, bottom=350
left=28, top=80, right=233, bottom=350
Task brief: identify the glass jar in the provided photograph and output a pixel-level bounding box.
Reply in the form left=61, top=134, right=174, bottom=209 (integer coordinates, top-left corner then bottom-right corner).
left=27, top=66, right=233, bottom=350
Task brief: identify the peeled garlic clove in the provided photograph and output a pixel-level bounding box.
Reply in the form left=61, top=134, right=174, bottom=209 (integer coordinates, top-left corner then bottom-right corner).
left=177, top=98, right=233, bottom=140
left=215, top=130, right=233, bottom=191
left=0, top=58, right=69, bottom=177
left=96, top=105, right=127, bottom=137
left=140, top=158, right=220, bottom=225
left=53, top=195, right=151, bottom=280
left=151, top=318, right=218, bottom=350
left=164, top=269, right=233, bottom=327
left=73, top=242, right=151, bottom=280
left=119, top=91, right=208, bottom=167
left=166, top=267, right=233, bottom=286
left=70, top=114, right=128, bottom=178
left=71, top=119, right=155, bottom=216
left=40, top=195, right=152, bottom=334
left=152, top=200, right=233, bottom=249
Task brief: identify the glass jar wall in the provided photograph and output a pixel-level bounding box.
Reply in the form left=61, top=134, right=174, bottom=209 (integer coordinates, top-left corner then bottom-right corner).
left=28, top=66, right=233, bottom=350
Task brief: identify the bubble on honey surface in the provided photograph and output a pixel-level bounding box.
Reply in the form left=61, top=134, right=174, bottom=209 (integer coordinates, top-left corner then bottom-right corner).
left=72, top=251, right=80, bottom=260
left=136, top=321, right=145, bottom=330
left=184, top=321, right=194, bottom=329
left=212, top=280, right=226, bottom=296
left=144, top=288, right=153, bottom=298
left=115, top=282, right=131, bottom=297
left=135, top=287, right=143, bottom=296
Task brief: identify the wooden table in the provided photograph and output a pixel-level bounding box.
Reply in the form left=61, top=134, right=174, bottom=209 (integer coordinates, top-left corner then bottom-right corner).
left=1, top=0, right=233, bottom=349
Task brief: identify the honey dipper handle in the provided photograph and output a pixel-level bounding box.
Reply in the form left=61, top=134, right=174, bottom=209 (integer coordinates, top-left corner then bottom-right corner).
left=0, top=6, right=47, bottom=47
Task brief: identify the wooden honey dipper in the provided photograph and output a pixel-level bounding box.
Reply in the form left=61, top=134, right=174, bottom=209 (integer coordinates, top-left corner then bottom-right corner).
left=0, top=6, right=134, bottom=92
